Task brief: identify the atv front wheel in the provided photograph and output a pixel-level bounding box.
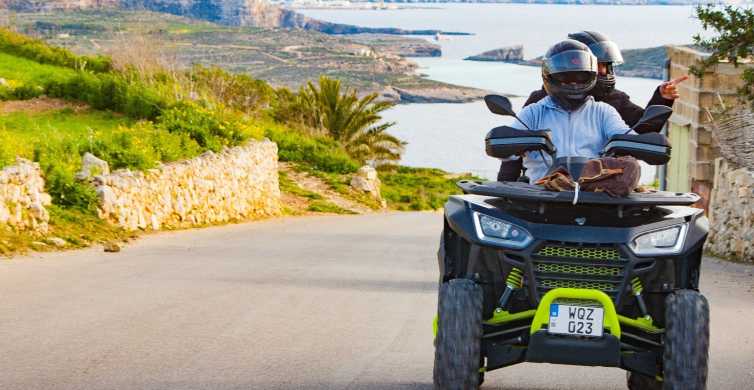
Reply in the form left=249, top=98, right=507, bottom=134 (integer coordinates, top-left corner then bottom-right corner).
left=663, top=290, right=710, bottom=390
left=627, top=372, right=662, bottom=390
left=433, top=279, right=483, bottom=390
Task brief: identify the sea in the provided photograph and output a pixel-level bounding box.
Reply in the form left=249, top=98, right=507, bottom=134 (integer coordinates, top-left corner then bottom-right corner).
left=299, top=4, right=704, bottom=180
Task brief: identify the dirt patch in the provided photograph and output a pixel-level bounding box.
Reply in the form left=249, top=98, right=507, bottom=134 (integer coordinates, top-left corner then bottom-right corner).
left=0, top=97, right=89, bottom=114
left=279, top=162, right=375, bottom=215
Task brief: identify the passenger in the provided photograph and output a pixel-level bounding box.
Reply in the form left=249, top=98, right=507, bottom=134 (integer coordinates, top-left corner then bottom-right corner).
left=524, top=31, right=686, bottom=131
left=497, top=40, right=633, bottom=183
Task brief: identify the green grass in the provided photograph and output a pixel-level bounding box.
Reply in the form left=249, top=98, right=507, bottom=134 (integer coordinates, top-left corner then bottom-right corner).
left=0, top=109, right=131, bottom=166
left=306, top=200, right=355, bottom=214
left=379, top=166, right=476, bottom=211
left=0, top=51, right=76, bottom=85
left=278, top=171, right=323, bottom=200
left=0, top=205, right=133, bottom=257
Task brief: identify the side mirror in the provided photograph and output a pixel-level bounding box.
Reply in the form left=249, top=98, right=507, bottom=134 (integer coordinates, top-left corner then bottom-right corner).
left=485, top=126, right=556, bottom=158
left=631, top=105, right=673, bottom=133
left=602, top=132, right=671, bottom=165
left=484, top=94, right=516, bottom=117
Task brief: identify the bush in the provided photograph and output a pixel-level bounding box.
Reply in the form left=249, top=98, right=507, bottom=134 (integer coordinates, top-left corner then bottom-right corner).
left=86, top=122, right=203, bottom=170
left=265, top=125, right=359, bottom=174
left=157, top=102, right=254, bottom=151
left=379, top=166, right=472, bottom=211
left=0, top=28, right=112, bottom=73
left=190, top=65, right=275, bottom=113
left=43, top=72, right=166, bottom=120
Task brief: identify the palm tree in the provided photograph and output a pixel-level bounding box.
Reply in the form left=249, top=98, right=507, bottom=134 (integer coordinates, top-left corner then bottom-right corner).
left=301, top=76, right=405, bottom=164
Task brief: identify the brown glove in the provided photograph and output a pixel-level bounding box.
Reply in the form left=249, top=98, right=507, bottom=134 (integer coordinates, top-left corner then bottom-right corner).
left=578, top=157, right=641, bottom=197
left=535, top=167, right=576, bottom=192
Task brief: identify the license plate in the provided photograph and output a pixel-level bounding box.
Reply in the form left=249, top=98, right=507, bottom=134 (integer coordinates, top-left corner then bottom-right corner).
left=548, top=302, right=604, bottom=337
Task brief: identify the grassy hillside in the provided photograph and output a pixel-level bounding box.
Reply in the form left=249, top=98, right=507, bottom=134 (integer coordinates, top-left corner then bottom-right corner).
left=0, top=28, right=471, bottom=255
left=4, top=9, right=465, bottom=98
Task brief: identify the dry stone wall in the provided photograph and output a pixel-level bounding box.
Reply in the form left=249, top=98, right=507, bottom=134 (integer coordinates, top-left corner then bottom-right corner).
left=0, top=158, right=52, bottom=233
left=94, top=140, right=280, bottom=231
left=707, top=158, right=754, bottom=263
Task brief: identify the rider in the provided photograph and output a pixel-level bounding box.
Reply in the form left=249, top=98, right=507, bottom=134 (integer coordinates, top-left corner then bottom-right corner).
left=523, top=31, right=685, bottom=130
left=498, top=39, right=633, bottom=183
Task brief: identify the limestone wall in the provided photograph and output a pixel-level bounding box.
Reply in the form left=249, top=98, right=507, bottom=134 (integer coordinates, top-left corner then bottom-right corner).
left=707, top=158, right=754, bottom=263
left=0, top=158, right=52, bottom=233
left=95, top=140, right=280, bottom=231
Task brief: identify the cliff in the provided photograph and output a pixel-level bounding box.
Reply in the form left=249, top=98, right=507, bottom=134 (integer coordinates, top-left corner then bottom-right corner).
left=0, top=0, right=470, bottom=35
left=464, top=45, right=523, bottom=62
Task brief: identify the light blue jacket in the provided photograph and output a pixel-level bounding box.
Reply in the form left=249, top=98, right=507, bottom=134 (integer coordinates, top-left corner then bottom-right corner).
left=511, top=96, right=633, bottom=182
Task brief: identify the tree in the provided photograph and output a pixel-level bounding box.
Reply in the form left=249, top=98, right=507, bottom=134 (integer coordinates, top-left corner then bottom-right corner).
left=294, top=76, right=405, bottom=164
left=693, top=5, right=754, bottom=107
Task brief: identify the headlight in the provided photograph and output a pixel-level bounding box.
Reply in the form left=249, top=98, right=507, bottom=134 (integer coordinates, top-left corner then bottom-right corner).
left=629, top=224, right=687, bottom=256
left=473, top=212, right=533, bottom=249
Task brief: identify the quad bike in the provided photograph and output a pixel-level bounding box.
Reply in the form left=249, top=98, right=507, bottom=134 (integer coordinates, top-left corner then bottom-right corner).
left=433, top=95, right=709, bottom=390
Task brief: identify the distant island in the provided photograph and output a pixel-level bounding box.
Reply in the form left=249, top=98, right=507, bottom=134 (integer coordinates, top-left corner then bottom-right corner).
left=465, top=45, right=671, bottom=79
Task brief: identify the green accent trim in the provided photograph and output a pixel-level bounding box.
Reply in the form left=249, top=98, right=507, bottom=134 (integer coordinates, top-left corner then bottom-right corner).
left=479, top=367, right=486, bottom=373
left=433, top=315, right=438, bottom=338
left=618, top=315, right=664, bottom=334
left=631, top=277, right=644, bottom=294
left=485, top=309, right=536, bottom=325
left=531, top=288, right=621, bottom=338
left=506, top=268, right=524, bottom=288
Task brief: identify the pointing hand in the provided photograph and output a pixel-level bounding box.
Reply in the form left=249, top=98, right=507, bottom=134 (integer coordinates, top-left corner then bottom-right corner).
left=659, top=75, right=689, bottom=100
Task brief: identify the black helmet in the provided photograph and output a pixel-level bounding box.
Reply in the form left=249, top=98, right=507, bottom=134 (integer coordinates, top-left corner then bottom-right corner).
left=542, top=39, right=598, bottom=111
left=568, top=31, right=623, bottom=98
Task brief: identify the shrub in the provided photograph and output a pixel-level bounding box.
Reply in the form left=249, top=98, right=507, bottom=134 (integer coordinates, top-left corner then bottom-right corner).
left=86, top=122, right=203, bottom=170
left=0, top=28, right=112, bottom=73
left=190, top=65, right=275, bottom=113
left=265, top=125, right=359, bottom=174
left=43, top=72, right=166, bottom=120
left=156, top=102, right=251, bottom=151
left=378, top=166, right=472, bottom=211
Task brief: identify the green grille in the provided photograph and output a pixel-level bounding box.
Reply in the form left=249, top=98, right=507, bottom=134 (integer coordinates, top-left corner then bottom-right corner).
left=536, top=246, right=621, bottom=261
left=539, top=279, right=616, bottom=291
left=535, top=263, right=622, bottom=277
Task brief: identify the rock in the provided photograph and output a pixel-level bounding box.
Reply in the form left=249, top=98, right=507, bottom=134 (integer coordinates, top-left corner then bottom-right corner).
left=351, top=166, right=382, bottom=200
left=0, top=203, right=9, bottom=224
left=464, top=45, right=524, bottom=62
left=46, top=237, right=67, bottom=248
left=76, top=153, right=110, bottom=181
left=103, top=241, right=122, bottom=253
left=31, top=241, right=48, bottom=250
left=393, top=86, right=490, bottom=104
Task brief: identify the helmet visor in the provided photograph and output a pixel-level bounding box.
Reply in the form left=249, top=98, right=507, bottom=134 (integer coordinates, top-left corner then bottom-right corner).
left=587, top=41, right=624, bottom=65
left=544, top=50, right=598, bottom=75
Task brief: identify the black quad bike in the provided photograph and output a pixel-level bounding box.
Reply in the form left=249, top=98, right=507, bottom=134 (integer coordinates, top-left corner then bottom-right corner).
left=433, top=95, right=710, bottom=390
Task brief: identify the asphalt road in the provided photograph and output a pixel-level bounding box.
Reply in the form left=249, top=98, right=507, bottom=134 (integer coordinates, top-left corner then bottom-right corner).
left=1, top=212, right=753, bottom=390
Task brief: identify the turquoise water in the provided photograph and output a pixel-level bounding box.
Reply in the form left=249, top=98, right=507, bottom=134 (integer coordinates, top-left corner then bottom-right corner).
left=300, top=4, right=704, bottom=180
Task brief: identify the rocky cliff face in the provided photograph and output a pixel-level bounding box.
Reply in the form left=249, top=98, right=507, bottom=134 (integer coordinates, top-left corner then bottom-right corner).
left=0, top=0, right=466, bottom=34
left=464, top=45, right=524, bottom=62
left=1, top=0, right=284, bottom=27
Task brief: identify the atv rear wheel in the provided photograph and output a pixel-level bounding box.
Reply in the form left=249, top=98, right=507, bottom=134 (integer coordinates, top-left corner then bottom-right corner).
left=627, top=372, right=662, bottom=390
left=433, top=279, right=483, bottom=390
left=662, top=290, right=709, bottom=390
